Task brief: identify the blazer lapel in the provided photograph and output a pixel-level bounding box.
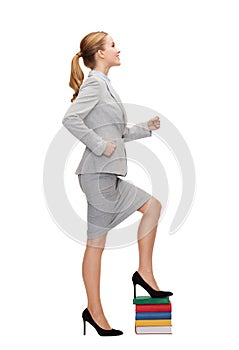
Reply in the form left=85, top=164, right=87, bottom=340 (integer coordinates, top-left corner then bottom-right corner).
left=88, top=71, right=128, bottom=124
left=105, top=82, right=128, bottom=124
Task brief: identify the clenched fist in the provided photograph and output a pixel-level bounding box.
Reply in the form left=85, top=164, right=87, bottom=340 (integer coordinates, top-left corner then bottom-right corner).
left=147, top=116, right=160, bottom=131
left=103, top=141, right=117, bottom=157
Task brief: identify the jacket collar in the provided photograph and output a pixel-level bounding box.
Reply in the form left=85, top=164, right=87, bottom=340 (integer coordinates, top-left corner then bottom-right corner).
left=90, top=69, right=111, bottom=83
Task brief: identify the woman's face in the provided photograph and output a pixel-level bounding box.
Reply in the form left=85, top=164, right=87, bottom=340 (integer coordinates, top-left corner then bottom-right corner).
left=101, top=35, right=121, bottom=67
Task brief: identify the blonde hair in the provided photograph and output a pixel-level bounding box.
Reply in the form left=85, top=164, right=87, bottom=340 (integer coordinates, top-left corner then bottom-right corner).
left=69, top=31, right=108, bottom=102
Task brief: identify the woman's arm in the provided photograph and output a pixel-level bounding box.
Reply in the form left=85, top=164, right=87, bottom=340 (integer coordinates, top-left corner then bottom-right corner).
left=62, top=78, right=107, bottom=156
left=122, top=116, right=160, bottom=143
left=122, top=121, right=152, bottom=143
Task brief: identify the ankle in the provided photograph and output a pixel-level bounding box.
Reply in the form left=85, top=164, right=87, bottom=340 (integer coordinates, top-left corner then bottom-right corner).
left=136, top=270, right=160, bottom=291
left=87, top=306, right=111, bottom=329
left=138, top=268, right=153, bottom=275
left=87, top=306, right=104, bottom=318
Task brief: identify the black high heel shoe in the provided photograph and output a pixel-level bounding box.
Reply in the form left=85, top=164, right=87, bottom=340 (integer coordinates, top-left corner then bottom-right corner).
left=82, top=308, right=123, bottom=336
left=132, top=271, right=173, bottom=298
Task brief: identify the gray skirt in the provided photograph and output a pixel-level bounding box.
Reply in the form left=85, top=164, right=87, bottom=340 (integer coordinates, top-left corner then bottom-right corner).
left=78, top=173, right=152, bottom=239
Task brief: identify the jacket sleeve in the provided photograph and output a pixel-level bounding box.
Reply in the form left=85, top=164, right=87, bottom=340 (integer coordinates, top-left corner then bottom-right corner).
left=122, top=121, right=152, bottom=143
left=62, top=79, right=107, bottom=156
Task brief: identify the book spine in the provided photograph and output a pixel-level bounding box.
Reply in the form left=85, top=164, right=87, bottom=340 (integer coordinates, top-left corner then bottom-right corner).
left=136, top=304, right=172, bottom=312
left=136, top=312, right=171, bottom=320
left=135, top=319, right=172, bottom=327
left=133, top=297, right=170, bottom=304
left=135, top=326, right=172, bottom=334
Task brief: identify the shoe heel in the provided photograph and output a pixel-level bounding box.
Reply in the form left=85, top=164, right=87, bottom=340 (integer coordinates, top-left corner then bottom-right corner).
left=83, top=320, right=86, bottom=335
left=133, top=283, right=136, bottom=298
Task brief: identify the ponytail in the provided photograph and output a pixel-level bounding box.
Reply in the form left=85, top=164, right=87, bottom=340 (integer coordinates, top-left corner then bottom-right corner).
left=69, top=31, right=108, bottom=102
left=69, top=51, right=84, bottom=102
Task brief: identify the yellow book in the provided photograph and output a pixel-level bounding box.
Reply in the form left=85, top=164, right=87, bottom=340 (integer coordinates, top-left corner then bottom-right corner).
left=135, top=319, right=172, bottom=327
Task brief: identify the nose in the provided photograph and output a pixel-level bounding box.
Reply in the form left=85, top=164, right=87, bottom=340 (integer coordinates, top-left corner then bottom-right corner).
left=117, top=48, right=120, bottom=54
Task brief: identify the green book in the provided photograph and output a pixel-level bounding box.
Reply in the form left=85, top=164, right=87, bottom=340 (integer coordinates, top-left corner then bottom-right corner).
left=133, top=296, right=170, bottom=305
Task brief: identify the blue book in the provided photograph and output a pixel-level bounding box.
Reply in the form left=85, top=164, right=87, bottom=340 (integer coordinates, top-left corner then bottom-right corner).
left=136, top=312, right=172, bottom=320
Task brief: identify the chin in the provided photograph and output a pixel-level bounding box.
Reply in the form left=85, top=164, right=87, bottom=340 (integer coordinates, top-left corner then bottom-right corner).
left=110, top=61, right=121, bottom=68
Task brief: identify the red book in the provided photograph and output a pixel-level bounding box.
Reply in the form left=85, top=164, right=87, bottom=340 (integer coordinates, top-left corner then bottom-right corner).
left=136, top=304, right=171, bottom=313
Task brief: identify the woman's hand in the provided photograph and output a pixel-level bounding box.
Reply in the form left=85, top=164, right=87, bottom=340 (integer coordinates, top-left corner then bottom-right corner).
left=103, top=141, right=117, bottom=157
left=147, top=116, right=160, bottom=131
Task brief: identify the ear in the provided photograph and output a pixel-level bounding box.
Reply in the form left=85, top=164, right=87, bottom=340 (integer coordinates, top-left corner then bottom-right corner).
left=97, top=49, right=105, bottom=59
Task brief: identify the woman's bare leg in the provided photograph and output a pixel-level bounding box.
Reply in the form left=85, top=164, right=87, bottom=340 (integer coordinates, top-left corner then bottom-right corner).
left=82, top=233, right=111, bottom=329
left=136, top=197, right=162, bottom=290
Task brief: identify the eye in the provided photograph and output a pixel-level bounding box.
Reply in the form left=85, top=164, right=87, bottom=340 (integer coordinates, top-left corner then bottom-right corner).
left=112, top=42, right=115, bottom=47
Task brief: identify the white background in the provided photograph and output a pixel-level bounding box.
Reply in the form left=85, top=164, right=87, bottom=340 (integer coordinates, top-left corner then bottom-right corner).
left=1, top=0, right=239, bottom=349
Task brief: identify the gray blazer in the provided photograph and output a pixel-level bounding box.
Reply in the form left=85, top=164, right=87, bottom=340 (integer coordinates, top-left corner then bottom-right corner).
left=62, top=70, right=152, bottom=176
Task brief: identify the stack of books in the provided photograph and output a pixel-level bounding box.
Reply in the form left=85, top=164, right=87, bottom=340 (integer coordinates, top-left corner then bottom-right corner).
left=133, top=296, right=172, bottom=334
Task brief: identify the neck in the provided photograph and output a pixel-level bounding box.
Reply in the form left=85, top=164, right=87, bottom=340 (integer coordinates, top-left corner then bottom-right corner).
left=93, top=64, right=110, bottom=76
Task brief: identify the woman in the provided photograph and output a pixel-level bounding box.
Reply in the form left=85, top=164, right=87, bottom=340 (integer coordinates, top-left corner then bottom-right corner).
left=62, top=31, right=173, bottom=336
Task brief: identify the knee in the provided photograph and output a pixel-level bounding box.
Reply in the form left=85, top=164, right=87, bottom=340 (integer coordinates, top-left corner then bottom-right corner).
left=145, top=197, right=162, bottom=218
left=153, top=197, right=162, bottom=217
